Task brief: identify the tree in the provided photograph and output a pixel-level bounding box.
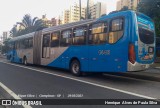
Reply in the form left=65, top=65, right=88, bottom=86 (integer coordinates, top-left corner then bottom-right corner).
left=10, top=25, right=19, bottom=37
left=137, top=0, right=160, bottom=37
left=120, top=6, right=129, bottom=11
left=10, top=14, right=47, bottom=37
left=18, top=14, right=46, bottom=31
left=1, top=38, right=11, bottom=53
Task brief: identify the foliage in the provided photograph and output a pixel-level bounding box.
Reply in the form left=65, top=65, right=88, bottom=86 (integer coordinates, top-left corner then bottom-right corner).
left=1, top=38, right=11, bottom=53
left=120, top=6, right=129, bottom=11
left=137, top=0, right=160, bottom=37
left=10, top=14, right=47, bottom=37
left=80, top=17, right=85, bottom=20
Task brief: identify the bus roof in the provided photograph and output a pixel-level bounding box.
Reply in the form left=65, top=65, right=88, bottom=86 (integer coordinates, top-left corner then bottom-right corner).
left=9, top=10, right=152, bottom=43
left=9, top=32, right=35, bottom=42
left=98, top=10, right=134, bottom=21
left=9, top=19, right=95, bottom=42
left=99, top=10, right=152, bottom=22
left=42, top=19, right=95, bottom=34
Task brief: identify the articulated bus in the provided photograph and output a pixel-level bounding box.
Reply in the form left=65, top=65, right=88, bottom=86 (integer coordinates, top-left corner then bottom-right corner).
left=7, top=10, right=156, bottom=76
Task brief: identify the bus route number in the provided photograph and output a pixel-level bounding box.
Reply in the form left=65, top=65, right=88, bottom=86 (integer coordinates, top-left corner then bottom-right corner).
left=98, top=50, right=110, bottom=55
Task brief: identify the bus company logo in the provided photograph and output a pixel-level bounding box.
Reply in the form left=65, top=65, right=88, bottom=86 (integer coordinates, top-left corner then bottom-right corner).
left=2, top=100, right=11, bottom=105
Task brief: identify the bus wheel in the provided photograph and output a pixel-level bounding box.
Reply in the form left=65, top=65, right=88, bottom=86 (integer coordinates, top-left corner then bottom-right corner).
left=23, top=57, right=28, bottom=66
left=70, top=60, right=81, bottom=76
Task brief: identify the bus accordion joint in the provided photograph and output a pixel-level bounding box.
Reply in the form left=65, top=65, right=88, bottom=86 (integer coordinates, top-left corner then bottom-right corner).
left=128, top=43, right=136, bottom=64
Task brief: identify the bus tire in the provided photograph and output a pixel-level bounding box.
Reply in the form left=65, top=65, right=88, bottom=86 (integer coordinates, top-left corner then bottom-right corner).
left=23, top=57, right=28, bottom=66
left=70, top=60, right=81, bottom=76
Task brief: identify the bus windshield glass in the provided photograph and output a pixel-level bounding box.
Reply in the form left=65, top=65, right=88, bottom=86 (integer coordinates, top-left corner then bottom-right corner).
left=137, top=16, right=155, bottom=44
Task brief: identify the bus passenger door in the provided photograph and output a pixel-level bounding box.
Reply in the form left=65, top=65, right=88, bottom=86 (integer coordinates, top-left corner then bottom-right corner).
left=42, top=34, right=50, bottom=59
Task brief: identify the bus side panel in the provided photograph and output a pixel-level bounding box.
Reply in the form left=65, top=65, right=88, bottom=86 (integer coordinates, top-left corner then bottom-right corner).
left=42, top=47, right=68, bottom=67
left=88, top=42, right=129, bottom=72
left=67, top=46, right=89, bottom=71
left=10, top=48, right=33, bottom=64
left=46, top=41, right=129, bottom=73
left=12, top=49, right=22, bottom=63
left=88, top=15, right=130, bottom=72
left=47, top=46, right=89, bottom=72
left=18, top=49, right=33, bottom=64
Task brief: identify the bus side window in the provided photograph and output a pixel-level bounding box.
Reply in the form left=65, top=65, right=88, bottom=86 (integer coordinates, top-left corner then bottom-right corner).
left=51, top=32, right=59, bottom=47
left=18, top=41, right=20, bottom=49
left=73, top=27, right=86, bottom=45
left=28, top=38, right=33, bottom=48
left=43, top=34, right=50, bottom=47
left=42, top=34, right=50, bottom=58
left=20, top=40, right=26, bottom=49
left=24, top=39, right=29, bottom=49
left=15, top=41, right=19, bottom=49
left=109, top=18, right=124, bottom=44
left=8, top=43, right=13, bottom=50
left=60, top=30, right=72, bottom=47
left=89, top=22, right=108, bottom=45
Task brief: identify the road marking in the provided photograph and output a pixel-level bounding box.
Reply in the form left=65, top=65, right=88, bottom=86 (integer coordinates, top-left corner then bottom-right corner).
left=1, top=61, right=156, bottom=100
left=0, top=82, right=32, bottom=108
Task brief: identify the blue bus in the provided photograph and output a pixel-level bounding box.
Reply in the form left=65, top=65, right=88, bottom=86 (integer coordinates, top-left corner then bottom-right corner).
left=7, top=10, right=156, bottom=76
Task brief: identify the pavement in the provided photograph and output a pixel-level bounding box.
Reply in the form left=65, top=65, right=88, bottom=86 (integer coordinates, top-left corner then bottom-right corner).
left=0, top=58, right=160, bottom=108
left=0, top=56, right=160, bottom=82
left=0, top=62, right=152, bottom=108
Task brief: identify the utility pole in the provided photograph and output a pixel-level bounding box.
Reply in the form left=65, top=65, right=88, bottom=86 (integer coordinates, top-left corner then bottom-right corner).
left=86, top=0, right=89, bottom=19
left=58, top=15, right=61, bottom=25
left=79, top=0, right=81, bottom=21
left=0, top=36, right=2, bottom=54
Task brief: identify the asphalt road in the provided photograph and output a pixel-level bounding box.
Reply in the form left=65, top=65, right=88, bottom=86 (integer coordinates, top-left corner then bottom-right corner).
left=0, top=61, right=160, bottom=108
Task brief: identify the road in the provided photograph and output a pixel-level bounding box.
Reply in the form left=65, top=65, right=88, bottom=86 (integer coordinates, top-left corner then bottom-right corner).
left=0, top=60, right=160, bottom=108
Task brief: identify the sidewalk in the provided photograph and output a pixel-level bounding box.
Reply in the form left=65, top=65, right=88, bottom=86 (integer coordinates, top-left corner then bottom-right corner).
left=109, top=63, right=160, bottom=82
left=152, top=63, right=160, bottom=69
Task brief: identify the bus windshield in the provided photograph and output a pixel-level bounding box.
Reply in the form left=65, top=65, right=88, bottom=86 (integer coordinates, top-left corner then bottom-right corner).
left=137, top=16, right=155, bottom=44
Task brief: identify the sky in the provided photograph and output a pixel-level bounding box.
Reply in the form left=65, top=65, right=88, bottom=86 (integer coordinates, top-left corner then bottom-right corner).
left=0, top=0, right=118, bottom=35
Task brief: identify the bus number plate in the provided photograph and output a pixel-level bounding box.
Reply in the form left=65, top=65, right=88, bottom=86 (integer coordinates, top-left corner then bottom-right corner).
left=98, top=50, right=110, bottom=55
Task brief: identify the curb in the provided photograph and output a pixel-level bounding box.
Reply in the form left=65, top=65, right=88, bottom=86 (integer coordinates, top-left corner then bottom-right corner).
left=108, top=71, right=160, bottom=82
left=155, top=67, right=160, bottom=69
left=126, top=73, right=160, bottom=82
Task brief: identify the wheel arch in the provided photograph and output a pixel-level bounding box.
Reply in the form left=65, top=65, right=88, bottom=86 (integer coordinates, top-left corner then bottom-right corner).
left=69, top=57, right=80, bottom=68
left=69, top=57, right=82, bottom=76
